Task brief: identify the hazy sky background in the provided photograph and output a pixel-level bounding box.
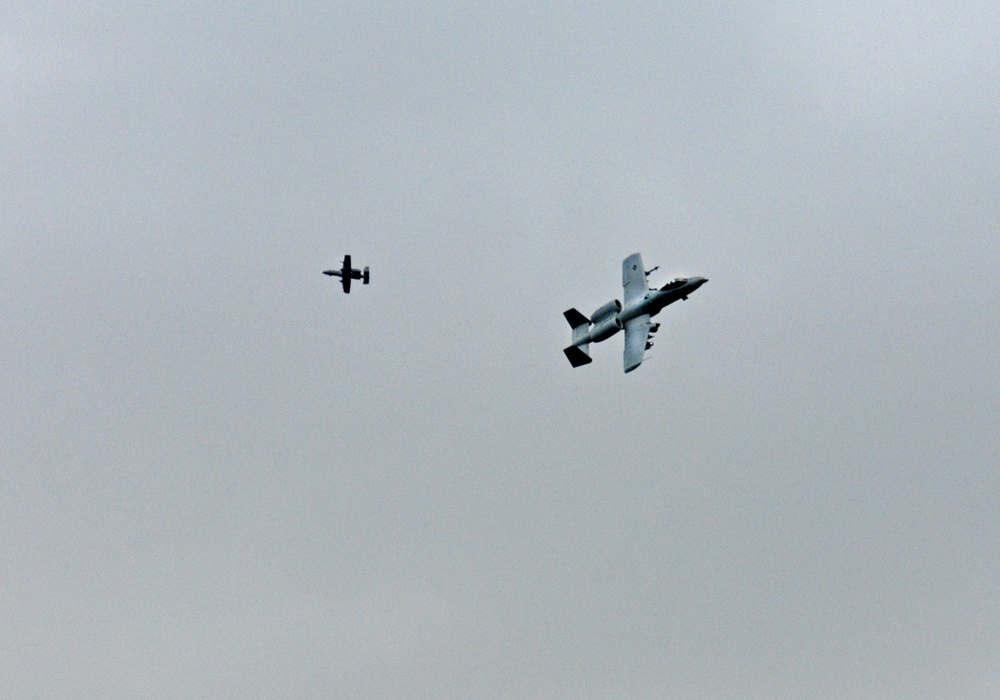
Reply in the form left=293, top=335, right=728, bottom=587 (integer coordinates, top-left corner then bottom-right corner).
left=2, top=2, right=999, bottom=697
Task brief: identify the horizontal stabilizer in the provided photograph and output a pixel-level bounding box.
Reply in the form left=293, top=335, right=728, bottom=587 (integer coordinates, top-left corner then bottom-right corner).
left=563, top=308, right=590, bottom=329
left=563, top=345, right=593, bottom=368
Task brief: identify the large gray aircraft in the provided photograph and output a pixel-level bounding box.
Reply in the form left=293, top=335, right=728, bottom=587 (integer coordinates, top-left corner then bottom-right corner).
left=323, top=255, right=369, bottom=294
left=563, top=253, right=707, bottom=373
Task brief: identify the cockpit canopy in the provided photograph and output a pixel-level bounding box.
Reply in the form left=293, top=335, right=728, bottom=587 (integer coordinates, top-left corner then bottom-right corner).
left=659, top=278, right=687, bottom=292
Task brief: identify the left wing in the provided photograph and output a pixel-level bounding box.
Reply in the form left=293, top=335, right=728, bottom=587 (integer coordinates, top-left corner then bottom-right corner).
left=341, top=274, right=351, bottom=293
left=623, top=314, right=651, bottom=373
left=622, top=253, right=649, bottom=306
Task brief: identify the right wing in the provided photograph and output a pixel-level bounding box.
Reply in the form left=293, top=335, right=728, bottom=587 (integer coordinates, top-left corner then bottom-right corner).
left=342, top=274, right=351, bottom=293
left=622, top=253, right=649, bottom=306
left=623, top=314, right=651, bottom=373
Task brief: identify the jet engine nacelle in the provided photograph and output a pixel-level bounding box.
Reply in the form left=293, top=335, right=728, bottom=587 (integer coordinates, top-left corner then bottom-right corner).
left=586, top=299, right=622, bottom=341
left=591, top=299, right=622, bottom=323
left=590, top=315, right=623, bottom=342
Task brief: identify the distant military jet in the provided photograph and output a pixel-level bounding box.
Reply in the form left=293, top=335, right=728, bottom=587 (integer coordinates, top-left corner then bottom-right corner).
left=563, top=253, right=707, bottom=373
left=323, top=255, right=369, bottom=294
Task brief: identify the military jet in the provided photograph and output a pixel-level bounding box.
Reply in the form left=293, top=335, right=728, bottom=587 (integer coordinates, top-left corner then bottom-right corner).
left=323, top=255, right=369, bottom=294
left=563, top=253, right=707, bottom=373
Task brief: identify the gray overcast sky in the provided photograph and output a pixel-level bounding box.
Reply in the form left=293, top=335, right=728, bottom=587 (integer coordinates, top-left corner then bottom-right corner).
left=2, top=2, right=999, bottom=698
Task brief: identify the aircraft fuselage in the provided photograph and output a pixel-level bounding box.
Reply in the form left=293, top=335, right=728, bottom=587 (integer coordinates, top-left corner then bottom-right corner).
left=618, top=276, right=708, bottom=324
left=570, top=277, right=707, bottom=346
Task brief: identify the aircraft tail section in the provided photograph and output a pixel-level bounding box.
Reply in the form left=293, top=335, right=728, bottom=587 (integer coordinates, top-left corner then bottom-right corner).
left=563, top=308, right=593, bottom=367
left=564, top=344, right=592, bottom=367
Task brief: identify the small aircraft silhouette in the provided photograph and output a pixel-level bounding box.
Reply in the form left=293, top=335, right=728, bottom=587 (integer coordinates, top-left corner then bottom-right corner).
left=323, top=255, right=369, bottom=294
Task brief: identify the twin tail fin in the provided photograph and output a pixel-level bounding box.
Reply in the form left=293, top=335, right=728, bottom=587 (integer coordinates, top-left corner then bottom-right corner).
left=562, top=308, right=593, bottom=367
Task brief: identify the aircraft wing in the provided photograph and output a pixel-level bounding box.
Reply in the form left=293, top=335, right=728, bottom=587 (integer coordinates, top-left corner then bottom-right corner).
left=341, top=274, right=351, bottom=293
left=623, top=314, right=651, bottom=373
left=622, top=253, right=649, bottom=306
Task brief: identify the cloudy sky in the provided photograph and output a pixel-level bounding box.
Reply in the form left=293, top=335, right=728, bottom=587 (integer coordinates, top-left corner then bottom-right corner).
left=2, top=2, right=999, bottom=697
